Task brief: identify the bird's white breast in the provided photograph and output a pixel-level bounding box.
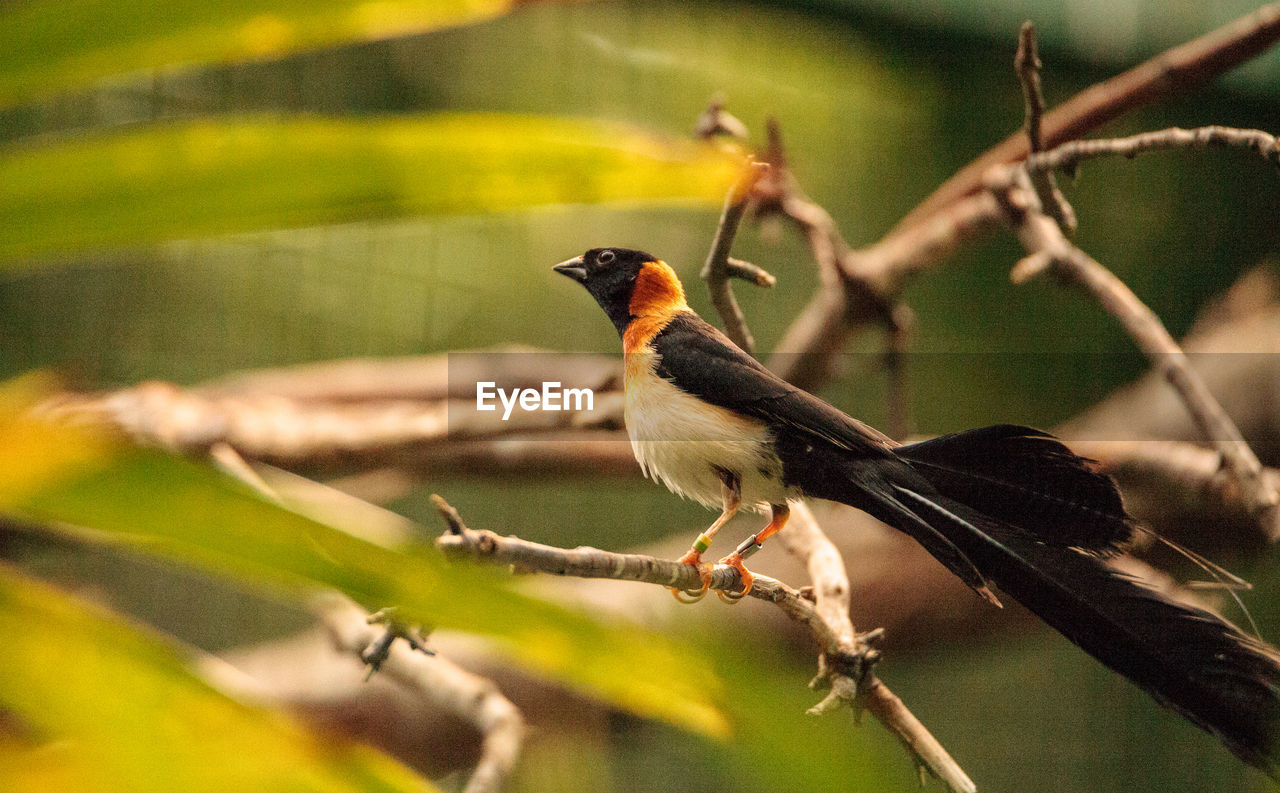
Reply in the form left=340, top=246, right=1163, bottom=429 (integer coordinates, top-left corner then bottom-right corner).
left=624, top=345, right=789, bottom=511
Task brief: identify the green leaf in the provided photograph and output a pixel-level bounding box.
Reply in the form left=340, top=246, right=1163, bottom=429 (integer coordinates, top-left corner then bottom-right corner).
left=0, top=385, right=730, bottom=737
left=0, top=0, right=520, bottom=108
left=0, top=113, right=743, bottom=265
left=0, top=567, right=441, bottom=793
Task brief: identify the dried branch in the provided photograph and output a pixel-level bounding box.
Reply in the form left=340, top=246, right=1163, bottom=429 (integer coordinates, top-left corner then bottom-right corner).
left=694, top=95, right=750, bottom=141
left=725, top=256, right=777, bottom=287
left=38, top=378, right=624, bottom=474
left=767, top=187, right=1004, bottom=395
left=702, top=161, right=774, bottom=353
left=988, top=165, right=1280, bottom=540
left=1026, top=125, right=1280, bottom=175
left=776, top=502, right=975, bottom=790
left=1015, top=22, right=1046, bottom=153
left=894, top=2, right=1280, bottom=234
left=319, top=595, right=526, bottom=793
left=1014, top=22, right=1077, bottom=235
left=433, top=499, right=976, bottom=793
left=752, top=117, right=921, bottom=437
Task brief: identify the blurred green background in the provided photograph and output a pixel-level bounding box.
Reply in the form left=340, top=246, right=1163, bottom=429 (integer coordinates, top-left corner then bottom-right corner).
left=2, top=0, right=1280, bottom=791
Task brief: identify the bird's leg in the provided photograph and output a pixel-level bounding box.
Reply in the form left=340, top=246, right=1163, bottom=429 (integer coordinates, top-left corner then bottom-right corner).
left=671, top=470, right=741, bottom=603
left=717, top=501, right=790, bottom=604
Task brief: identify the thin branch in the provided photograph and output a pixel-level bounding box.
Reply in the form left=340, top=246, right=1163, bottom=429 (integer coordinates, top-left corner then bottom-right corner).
left=1015, top=22, right=1046, bottom=153
left=893, top=2, right=1280, bottom=235
left=750, top=117, right=922, bottom=440
left=988, top=165, right=1280, bottom=538
left=702, top=160, right=773, bottom=353
left=776, top=502, right=858, bottom=648
left=319, top=595, right=526, bottom=793
left=1026, top=125, right=1280, bottom=175
left=694, top=95, right=750, bottom=141
left=1015, top=21, right=1077, bottom=235
left=433, top=499, right=976, bottom=793
left=769, top=190, right=1004, bottom=393
left=725, top=256, right=777, bottom=287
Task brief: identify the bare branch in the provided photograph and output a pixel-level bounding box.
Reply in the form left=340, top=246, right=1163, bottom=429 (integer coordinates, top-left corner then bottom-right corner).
left=894, top=2, right=1280, bottom=234
left=777, top=501, right=856, bottom=646
left=769, top=190, right=1004, bottom=393
left=1015, top=21, right=1077, bottom=235
left=702, top=161, right=773, bottom=353
left=1015, top=22, right=1046, bottom=153
left=38, top=378, right=625, bottom=475
left=434, top=500, right=976, bottom=793
left=988, top=165, right=1280, bottom=539
left=319, top=595, right=525, bottom=793
left=694, top=95, right=750, bottom=141
left=725, top=256, right=777, bottom=287
left=1026, top=125, right=1280, bottom=175
left=1071, top=439, right=1280, bottom=550
left=862, top=677, right=976, bottom=793
left=750, top=117, right=926, bottom=433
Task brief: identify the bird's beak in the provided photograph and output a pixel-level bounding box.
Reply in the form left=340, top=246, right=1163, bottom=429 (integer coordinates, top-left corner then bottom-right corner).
left=553, top=255, right=588, bottom=283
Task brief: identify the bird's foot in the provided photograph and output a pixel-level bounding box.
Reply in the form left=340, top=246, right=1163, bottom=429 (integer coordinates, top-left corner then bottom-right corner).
left=716, top=552, right=754, bottom=604
left=670, top=549, right=714, bottom=603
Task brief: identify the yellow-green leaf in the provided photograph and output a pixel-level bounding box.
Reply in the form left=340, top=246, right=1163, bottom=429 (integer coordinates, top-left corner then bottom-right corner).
left=0, top=0, right=522, bottom=108
left=0, top=567, right=441, bottom=793
left=0, top=386, right=729, bottom=737
left=0, top=113, right=743, bottom=265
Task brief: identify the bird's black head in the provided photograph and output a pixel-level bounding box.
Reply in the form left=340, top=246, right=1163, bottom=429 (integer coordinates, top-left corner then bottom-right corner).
left=554, top=247, right=686, bottom=336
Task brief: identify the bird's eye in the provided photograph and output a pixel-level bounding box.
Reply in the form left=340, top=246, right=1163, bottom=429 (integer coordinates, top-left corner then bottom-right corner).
left=597, top=249, right=616, bottom=265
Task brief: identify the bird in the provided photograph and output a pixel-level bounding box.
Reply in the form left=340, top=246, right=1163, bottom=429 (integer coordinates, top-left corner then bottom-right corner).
left=554, top=246, right=1280, bottom=778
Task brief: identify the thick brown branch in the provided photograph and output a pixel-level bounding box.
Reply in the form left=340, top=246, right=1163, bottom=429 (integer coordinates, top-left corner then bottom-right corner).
left=894, top=2, right=1280, bottom=234
left=1070, top=439, right=1280, bottom=551
left=198, top=351, right=619, bottom=403
left=38, top=379, right=625, bottom=474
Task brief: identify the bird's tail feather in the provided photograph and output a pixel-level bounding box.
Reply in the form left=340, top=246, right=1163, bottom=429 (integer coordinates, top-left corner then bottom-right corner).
left=897, top=424, right=1133, bottom=553
left=860, top=426, right=1280, bottom=776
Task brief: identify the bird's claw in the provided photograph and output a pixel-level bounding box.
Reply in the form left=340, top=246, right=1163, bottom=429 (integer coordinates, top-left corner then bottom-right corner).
left=716, top=552, right=754, bottom=604
left=670, top=549, right=714, bottom=603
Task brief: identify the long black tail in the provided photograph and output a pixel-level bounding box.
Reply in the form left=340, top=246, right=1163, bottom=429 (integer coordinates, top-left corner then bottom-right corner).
left=812, top=425, right=1280, bottom=776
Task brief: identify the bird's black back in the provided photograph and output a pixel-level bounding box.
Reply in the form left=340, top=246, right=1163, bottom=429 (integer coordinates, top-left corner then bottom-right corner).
left=650, top=312, right=895, bottom=459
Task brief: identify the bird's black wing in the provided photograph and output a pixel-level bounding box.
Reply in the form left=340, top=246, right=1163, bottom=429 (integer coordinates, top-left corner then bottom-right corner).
left=650, top=312, right=896, bottom=457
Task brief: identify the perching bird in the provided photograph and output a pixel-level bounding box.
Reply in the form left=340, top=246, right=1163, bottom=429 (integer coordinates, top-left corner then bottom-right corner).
left=554, top=246, right=1280, bottom=778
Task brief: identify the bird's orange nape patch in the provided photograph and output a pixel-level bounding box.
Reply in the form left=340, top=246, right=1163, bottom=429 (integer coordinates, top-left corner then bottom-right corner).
left=628, top=260, right=688, bottom=319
